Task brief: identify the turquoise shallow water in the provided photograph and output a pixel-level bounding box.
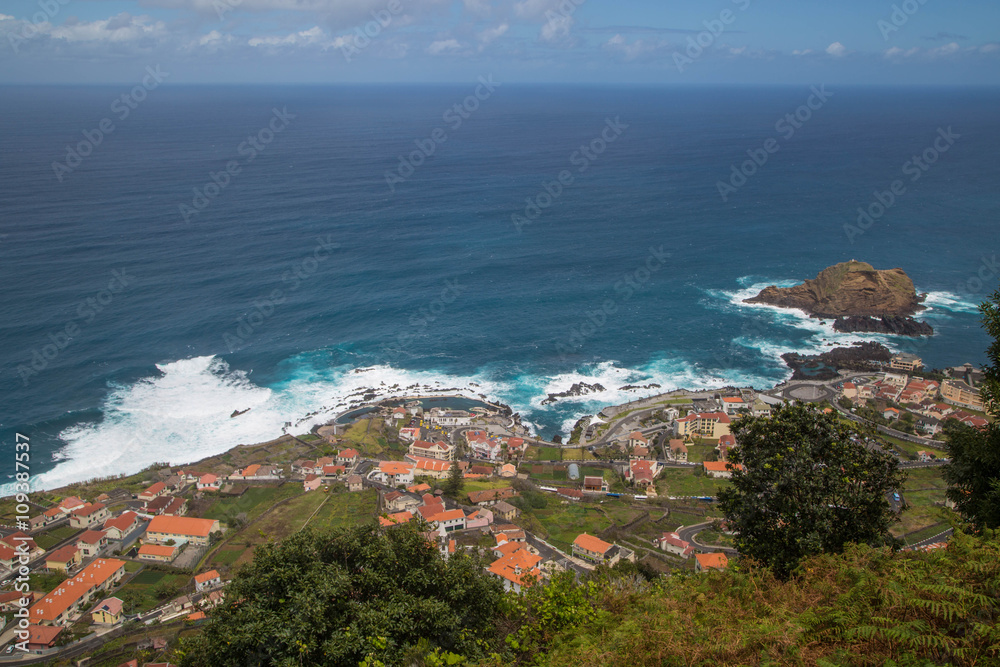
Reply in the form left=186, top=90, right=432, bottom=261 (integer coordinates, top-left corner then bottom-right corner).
left=1, top=84, right=996, bottom=489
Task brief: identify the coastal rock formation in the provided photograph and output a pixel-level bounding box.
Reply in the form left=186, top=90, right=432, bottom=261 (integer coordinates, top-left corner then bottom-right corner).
left=541, top=382, right=606, bottom=405
left=745, top=261, right=927, bottom=320
left=619, top=383, right=662, bottom=391
left=781, top=341, right=893, bottom=381
left=832, top=315, right=934, bottom=336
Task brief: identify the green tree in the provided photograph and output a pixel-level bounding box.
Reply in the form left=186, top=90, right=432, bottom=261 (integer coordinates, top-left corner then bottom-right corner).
left=943, top=287, right=1000, bottom=530
left=179, top=523, right=507, bottom=666
left=718, top=403, right=905, bottom=577
left=443, top=458, right=464, bottom=497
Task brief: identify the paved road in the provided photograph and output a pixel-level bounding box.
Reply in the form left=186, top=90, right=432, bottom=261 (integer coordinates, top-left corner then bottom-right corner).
left=676, top=521, right=738, bottom=556
left=525, top=534, right=588, bottom=576
left=906, top=527, right=954, bottom=550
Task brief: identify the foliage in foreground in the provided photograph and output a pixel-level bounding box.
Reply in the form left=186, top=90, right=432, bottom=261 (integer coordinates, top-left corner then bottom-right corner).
left=943, top=286, right=1000, bottom=531
left=719, top=403, right=906, bottom=577
left=179, top=523, right=508, bottom=666
left=536, top=529, right=1000, bottom=667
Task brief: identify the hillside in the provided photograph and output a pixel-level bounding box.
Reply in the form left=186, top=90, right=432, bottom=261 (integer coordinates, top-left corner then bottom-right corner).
left=745, top=261, right=926, bottom=319
left=535, top=530, right=1000, bottom=667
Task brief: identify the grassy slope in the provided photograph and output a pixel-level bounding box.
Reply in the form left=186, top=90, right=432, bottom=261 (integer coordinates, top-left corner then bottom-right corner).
left=539, top=531, right=1000, bottom=667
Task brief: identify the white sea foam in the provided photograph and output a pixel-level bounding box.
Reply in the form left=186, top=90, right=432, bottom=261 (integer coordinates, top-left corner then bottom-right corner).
left=25, top=349, right=783, bottom=491
left=920, top=290, right=981, bottom=315
left=28, top=276, right=969, bottom=491
left=707, top=278, right=911, bottom=358
left=29, top=356, right=516, bottom=492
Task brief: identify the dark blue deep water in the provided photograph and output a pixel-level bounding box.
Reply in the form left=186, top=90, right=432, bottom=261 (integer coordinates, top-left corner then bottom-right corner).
left=1, top=84, right=997, bottom=488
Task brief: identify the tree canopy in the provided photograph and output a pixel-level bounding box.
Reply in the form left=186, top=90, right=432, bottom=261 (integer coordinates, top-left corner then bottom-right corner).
left=718, top=403, right=905, bottom=577
left=944, top=286, right=1000, bottom=530
left=180, top=522, right=507, bottom=667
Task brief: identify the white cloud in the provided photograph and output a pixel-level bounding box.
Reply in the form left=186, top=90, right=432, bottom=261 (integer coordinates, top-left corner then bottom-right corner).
left=602, top=34, right=673, bottom=62
left=0, top=13, right=15, bottom=21
left=540, top=12, right=573, bottom=43
left=884, top=46, right=919, bottom=59
left=248, top=25, right=328, bottom=48
left=826, top=41, right=847, bottom=58
left=427, top=38, right=462, bottom=54
left=514, top=0, right=556, bottom=19
left=47, top=13, right=168, bottom=43
left=791, top=49, right=814, bottom=56
left=981, top=43, right=1000, bottom=53
left=928, top=41, right=960, bottom=57
left=477, top=22, right=508, bottom=49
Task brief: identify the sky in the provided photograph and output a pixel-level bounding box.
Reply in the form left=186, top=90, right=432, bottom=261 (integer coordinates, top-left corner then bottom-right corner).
left=0, top=0, right=998, bottom=84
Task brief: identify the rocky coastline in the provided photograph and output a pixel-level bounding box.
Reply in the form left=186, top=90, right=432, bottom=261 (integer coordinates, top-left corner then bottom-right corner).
left=781, top=341, right=893, bottom=381
left=745, top=261, right=932, bottom=335
left=832, top=315, right=934, bottom=336
left=541, top=382, right=606, bottom=405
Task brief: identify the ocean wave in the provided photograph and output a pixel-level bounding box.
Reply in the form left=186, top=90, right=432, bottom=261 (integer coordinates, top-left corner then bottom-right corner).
left=920, top=290, right=981, bottom=315
left=19, top=349, right=786, bottom=491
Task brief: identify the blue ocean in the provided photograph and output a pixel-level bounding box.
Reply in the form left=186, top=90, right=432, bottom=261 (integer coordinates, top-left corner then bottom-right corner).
left=1, top=84, right=997, bottom=490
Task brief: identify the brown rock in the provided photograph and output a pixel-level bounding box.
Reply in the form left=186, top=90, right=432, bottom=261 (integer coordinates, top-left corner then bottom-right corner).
left=744, top=261, right=925, bottom=318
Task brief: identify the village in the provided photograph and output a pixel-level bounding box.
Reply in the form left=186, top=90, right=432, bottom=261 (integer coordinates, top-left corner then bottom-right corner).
left=0, top=352, right=988, bottom=664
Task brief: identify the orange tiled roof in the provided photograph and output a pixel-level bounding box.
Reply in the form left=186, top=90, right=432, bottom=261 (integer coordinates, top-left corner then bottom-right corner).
left=573, top=533, right=612, bottom=555
left=146, top=515, right=216, bottom=538
left=30, top=559, right=125, bottom=623
left=696, top=552, right=729, bottom=570
left=140, top=482, right=165, bottom=496
left=487, top=547, right=542, bottom=587
left=194, top=570, right=220, bottom=584
left=703, top=461, right=743, bottom=472
left=378, top=511, right=414, bottom=527
left=103, top=511, right=139, bottom=533
left=378, top=461, right=414, bottom=475
left=139, top=544, right=176, bottom=557
left=77, top=530, right=106, bottom=545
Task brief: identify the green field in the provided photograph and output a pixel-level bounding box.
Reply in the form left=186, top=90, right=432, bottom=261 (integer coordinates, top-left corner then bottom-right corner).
left=883, top=434, right=949, bottom=460
left=655, top=469, right=729, bottom=497
left=199, top=483, right=301, bottom=523
left=530, top=500, right=646, bottom=553
left=307, top=489, right=378, bottom=532
left=902, top=521, right=951, bottom=546
left=116, top=572, right=189, bottom=613
left=463, top=479, right=511, bottom=494
left=684, top=444, right=717, bottom=463
left=524, top=446, right=563, bottom=461
left=893, top=466, right=952, bottom=536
